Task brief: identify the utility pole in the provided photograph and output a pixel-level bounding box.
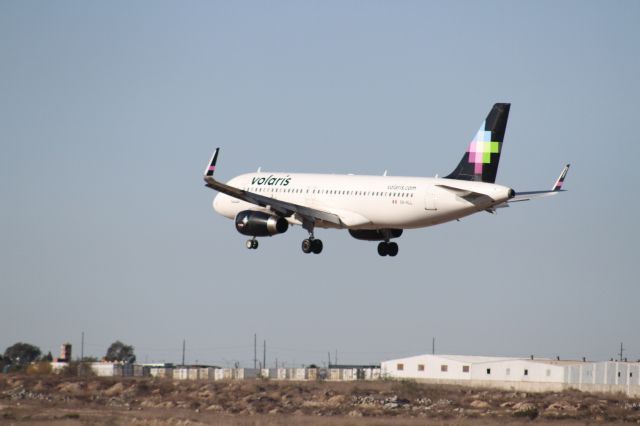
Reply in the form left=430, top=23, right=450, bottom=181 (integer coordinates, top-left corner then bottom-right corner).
left=432, top=337, right=435, bottom=355
left=254, top=334, right=257, bottom=370
left=335, top=350, right=338, bottom=366
left=81, top=331, right=84, bottom=361
left=619, top=342, right=624, bottom=361
left=182, top=339, right=185, bottom=366
left=328, top=351, right=331, bottom=367
left=263, top=340, right=266, bottom=371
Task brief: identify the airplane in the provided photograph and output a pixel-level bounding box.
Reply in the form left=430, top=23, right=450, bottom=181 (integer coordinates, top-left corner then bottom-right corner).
left=203, top=103, right=570, bottom=256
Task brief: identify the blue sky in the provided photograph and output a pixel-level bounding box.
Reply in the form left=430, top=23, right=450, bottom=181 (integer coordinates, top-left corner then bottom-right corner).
left=1, top=1, right=639, bottom=366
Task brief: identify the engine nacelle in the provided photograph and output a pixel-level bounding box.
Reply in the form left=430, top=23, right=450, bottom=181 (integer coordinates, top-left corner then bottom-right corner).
left=348, top=229, right=403, bottom=241
left=235, top=211, right=289, bottom=237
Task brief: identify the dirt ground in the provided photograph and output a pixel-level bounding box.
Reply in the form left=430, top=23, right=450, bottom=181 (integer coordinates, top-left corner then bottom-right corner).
left=2, top=374, right=639, bottom=425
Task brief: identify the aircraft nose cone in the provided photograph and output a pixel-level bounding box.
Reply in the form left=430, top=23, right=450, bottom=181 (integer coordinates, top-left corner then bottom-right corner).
left=212, top=193, right=222, bottom=213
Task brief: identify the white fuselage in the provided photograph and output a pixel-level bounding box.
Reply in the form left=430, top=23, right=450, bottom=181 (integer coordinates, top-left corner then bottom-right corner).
left=213, top=172, right=513, bottom=230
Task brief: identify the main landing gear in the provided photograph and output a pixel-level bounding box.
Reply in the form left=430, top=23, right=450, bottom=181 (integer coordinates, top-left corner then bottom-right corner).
left=245, top=238, right=259, bottom=250
left=301, top=219, right=323, bottom=254
left=377, top=241, right=399, bottom=257
left=302, top=238, right=323, bottom=254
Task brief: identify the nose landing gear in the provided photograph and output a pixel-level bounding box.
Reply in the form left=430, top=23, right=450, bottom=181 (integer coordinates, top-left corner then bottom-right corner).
left=246, top=238, right=259, bottom=250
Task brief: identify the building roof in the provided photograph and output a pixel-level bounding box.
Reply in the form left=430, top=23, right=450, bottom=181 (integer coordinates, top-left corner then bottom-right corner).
left=383, top=353, right=631, bottom=367
left=328, top=364, right=380, bottom=369
left=434, top=354, right=514, bottom=364
left=383, top=354, right=516, bottom=364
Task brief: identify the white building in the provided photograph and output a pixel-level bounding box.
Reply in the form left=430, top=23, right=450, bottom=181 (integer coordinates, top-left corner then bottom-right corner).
left=233, top=368, right=259, bottom=380
left=470, top=358, right=567, bottom=384
left=90, top=362, right=124, bottom=377
left=381, top=354, right=511, bottom=381
left=381, top=353, right=640, bottom=396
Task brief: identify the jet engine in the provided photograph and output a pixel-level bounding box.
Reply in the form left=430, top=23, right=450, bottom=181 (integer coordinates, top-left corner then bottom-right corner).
left=348, top=229, right=403, bottom=241
left=235, top=211, right=289, bottom=237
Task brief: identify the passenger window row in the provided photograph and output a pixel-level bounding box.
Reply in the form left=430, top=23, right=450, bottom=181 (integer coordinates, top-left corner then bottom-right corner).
left=244, top=187, right=415, bottom=198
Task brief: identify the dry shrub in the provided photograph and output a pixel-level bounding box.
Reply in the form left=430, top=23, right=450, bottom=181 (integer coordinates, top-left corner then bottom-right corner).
left=391, top=379, right=422, bottom=401
left=512, top=404, right=539, bottom=420
left=58, top=361, right=95, bottom=378
left=26, top=362, right=52, bottom=375
left=155, top=379, right=175, bottom=395
left=135, top=380, right=151, bottom=396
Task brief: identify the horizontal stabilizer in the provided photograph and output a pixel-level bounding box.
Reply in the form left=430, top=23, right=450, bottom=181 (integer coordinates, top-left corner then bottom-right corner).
left=509, top=190, right=560, bottom=202
left=436, top=184, right=494, bottom=205
left=509, top=164, right=570, bottom=203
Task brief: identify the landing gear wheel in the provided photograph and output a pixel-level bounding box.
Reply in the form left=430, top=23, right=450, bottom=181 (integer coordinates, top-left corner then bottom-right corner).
left=311, top=239, right=323, bottom=254
left=246, top=239, right=258, bottom=249
left=387, top=242, right=398, bottom=257
left=377, top=242, right=388, bottom=257
left=302, top=239, right=313, bottom=254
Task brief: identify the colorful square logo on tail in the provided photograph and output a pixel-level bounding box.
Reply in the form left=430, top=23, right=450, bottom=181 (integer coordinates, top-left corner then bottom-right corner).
left=467, top=123, right=500, bottom=174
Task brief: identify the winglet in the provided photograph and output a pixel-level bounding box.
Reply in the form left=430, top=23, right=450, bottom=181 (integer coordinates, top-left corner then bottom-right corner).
left=552, top=164, right=570, bottom=191
left=205, top=148, right=220, bottom=177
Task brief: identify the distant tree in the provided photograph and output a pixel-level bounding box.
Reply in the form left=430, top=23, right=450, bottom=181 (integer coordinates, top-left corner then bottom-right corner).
left=43, top=351, right=53, bottom=362
left=4, top=343, right=42, bottom=366
left=105, top=341, right=136, bottom=363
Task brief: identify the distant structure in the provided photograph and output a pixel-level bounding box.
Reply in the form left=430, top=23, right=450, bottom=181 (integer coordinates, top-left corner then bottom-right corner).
left=55, top=343, right=72, bottom=363
left=381, top=353, right=640, bottom=396
left=41, top=340, right=638, bottom=397
left=49, top=343, right=72, bottom=373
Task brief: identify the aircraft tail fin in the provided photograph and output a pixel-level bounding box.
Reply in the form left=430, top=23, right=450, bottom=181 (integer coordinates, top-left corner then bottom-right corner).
left=445, top=103, right=510, bottom=183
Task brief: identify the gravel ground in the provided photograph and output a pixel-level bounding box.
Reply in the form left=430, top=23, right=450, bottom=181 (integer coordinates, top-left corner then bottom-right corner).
left=2, top=374, right=639, bottom=425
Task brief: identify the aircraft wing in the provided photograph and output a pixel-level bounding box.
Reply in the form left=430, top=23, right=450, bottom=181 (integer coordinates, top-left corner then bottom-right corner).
left=508, top=164, right=570, bottom=203
left=203, top=149, right=342, bottom=226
